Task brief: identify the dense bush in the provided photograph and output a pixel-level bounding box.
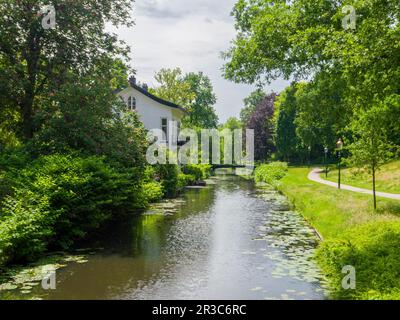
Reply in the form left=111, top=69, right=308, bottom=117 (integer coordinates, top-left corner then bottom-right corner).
left=154, top=164, right=179, bottom=198
left=140, top=167, right=164, bottom=203
left=317, top=221, right=400, bottom=300
left=0, top=150, right=205, bottom=267
left=254, top=162, right=288, bottom=185
left=181, top=164, right=212, bottom=181
left=0, top=154, right=144, bottom=266
left=177, top=173, right=196, bottom=190
left=0, top=149, right=31, bottom=201
left=141, top=182, right=164, bottom=203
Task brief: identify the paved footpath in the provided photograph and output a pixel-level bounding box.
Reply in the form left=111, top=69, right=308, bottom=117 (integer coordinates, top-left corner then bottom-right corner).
left=308, top=168, right=400, bottom=200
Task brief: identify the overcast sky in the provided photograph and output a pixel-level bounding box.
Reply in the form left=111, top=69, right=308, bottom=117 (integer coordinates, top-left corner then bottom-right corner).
left=110, top=0, right=289, bottom=123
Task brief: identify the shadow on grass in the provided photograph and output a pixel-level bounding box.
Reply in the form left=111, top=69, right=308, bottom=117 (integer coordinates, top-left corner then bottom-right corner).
left=376, top=202, right=400, bottom=216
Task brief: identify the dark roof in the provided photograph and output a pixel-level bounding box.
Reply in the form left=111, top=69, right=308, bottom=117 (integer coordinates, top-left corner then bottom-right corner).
left=116, top=83, right=187, bottom=114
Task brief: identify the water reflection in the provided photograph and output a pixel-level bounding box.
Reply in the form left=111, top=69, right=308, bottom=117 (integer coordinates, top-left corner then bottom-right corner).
left=0, top=176, right=328, bottom=300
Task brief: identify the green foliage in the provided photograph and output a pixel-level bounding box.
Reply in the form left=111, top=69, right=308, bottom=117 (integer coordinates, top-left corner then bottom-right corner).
left=254, top=162, right=288, bottom=185
left=154, top=164, right=179, bottom=198
left=181, top=164, right=212, bottom=181
left=346, top=104, right=399, bottom=208
left=346, top=105, right=397, bottom=172
left=0, top=148, right=31, bottom=201
left=140, top=166, right=164, bottom=203
left=0, top=154, right=144, bottom=266
left=317, top=222, right=400, bottom=300
left=141, top=182, right=164, bottom=203
left=225, top=0, right=400, bottom=165
left=278, top=167, right=400, bottom=300
left=183, top=72, right=219, bottom=129
left=273, top=74, right=349, bottom=164
left=295, top=72, right=349, bottom=150
left=220, top=117, right=242, bottom=131
left=0, top=189, right=54, bottom=266
left=150, top=68, right=219, bottom=129
left=0, top=108, right=20, bottom=150
left=177, top=173, right=196, bottom=190
left=240, top=89, right=265, bottom=125
left=150, top=68, right=195, bottom=109
left=274, top=84, right=302, bottom=162
left=31, top=69, right=148, bottom=168
left=0, top=0, right=134, bottom=140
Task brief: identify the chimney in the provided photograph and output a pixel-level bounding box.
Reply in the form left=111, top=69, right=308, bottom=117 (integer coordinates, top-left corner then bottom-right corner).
left=142, top=83, right=148, bottom=91
left=128, top=75, right=136, bottom=87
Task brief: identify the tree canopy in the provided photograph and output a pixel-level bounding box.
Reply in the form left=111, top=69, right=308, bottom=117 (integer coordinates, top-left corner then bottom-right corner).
left=0, top=0, right=135, bottom=140
left=240, top=88, right=265, bottom=125
left=151, top=68, right=219, bottom=129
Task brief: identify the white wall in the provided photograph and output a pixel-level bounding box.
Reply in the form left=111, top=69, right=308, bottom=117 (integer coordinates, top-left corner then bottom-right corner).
left=118, top=87, right=184, bottom=134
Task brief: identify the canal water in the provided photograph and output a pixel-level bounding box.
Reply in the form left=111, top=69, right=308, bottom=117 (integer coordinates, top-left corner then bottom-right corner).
left=0, top=175, right=328, bottom=300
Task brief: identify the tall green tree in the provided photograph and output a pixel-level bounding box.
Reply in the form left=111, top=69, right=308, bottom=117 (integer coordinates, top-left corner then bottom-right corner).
left=274, top=84, right=301, bottom=162
left=346, top=105, right=397, bottom=209
left=224, top=0, right=400, bottom=107
left=150, top=68, right=195, bottom=108
left=151, top=68, right=219, bottom=129
left=221, top=117, right=242, bottom=131
left=0, top=0, right=134, bottom=140
left=32, top=58, right=147, bottom=168
left=294, top=71, right=349, bottom=150
left=240, top=88, right=265, bottom=125
left=183, top=72, right=218, bottom=129
left=224, top=0, right=399, bottom=167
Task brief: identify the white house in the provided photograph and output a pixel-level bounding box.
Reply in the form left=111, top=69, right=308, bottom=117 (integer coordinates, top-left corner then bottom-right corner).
left=116, top=76, right=186, bottom=141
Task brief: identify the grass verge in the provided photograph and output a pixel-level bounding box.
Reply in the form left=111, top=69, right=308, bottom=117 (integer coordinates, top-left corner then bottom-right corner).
left=325, top=160, right=400, bottom=194
left=276, top=167, right=400, bottom=299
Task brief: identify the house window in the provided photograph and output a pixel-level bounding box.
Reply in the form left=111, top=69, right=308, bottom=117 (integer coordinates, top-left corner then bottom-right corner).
left=127, top=96, right=136, bottom=111
left=161, top=118, right=168, bottom=141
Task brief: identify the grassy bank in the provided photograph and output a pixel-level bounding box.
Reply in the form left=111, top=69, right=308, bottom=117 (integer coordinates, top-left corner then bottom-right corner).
left=276, top=167, right=400, bottom=300
left=325, top=160, right=400, bottom=194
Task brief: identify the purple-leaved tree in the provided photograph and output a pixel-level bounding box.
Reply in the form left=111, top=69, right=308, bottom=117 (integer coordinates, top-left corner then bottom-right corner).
left=246, top=93, right=276, bottom=161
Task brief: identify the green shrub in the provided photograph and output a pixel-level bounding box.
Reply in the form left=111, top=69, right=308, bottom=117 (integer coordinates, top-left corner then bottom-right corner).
left=0, top=190, right=55, bottom=265
left=254, top=162, right=288, bottom=185
left=181, top=164, right=212, bottom=181
left=177, top=173, right=196, bottom=190
left=181, top=165, right=203, bottom=181
left=0, top=154, right=144, bottom=266
left=0, top=148, right=31, bottom=201
left=317, top=221, right=400, bottom=300
left=154, top=164, right=179, bottom=198
left=141, top=182, right=164, bottom=203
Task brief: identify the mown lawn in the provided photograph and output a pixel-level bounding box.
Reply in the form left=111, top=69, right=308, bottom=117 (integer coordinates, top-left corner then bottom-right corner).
left=277, top=167, right=400, bottom=300
left=325, top=160, right=400, bottom=194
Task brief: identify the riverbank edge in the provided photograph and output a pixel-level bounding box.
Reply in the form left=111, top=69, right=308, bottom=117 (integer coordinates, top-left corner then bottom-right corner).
left=0, top=173, right=210, bottom=297
left=272, top=167, right=400, bottom=300
left=250, top=179, right=324, bottom=242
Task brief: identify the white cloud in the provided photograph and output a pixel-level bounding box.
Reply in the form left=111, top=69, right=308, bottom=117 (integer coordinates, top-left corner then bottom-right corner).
left=109, top=0, right=289, bottom=123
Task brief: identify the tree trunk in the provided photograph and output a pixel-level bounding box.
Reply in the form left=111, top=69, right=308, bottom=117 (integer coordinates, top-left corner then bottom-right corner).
left=21, top=94, right=34, bottom=140
left=21, top=20, right=41, bottom=140
left=372, top=164, right=377, bottom=210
